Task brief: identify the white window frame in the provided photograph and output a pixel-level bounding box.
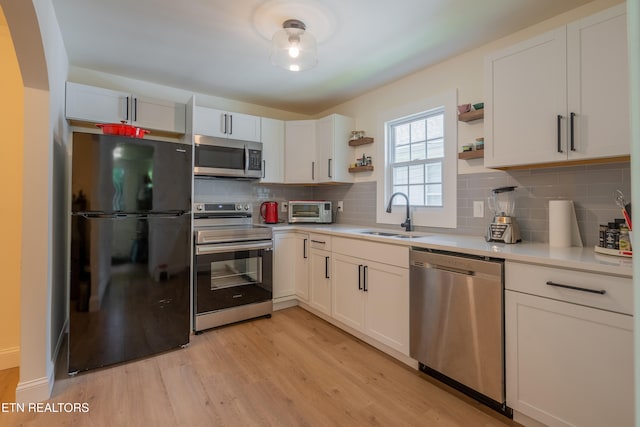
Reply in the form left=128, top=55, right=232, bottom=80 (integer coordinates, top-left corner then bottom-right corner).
left=376, top=90, right=457, bottom=229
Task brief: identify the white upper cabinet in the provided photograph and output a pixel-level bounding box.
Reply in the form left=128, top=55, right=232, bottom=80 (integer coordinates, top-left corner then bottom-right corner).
left=315, top=114, right=355, bottom=183
left=284, top=114, right=355, bottom=184
left=65, top=82, right=186, bottom=134
left=193, top=106, right=261, bottom=142
left=484, top=4, right=628, bottom=168
left=566, top=5, right=629, bottom=160
left=285, top=120, right=316, bottom=183
left=260, top=117, right=284, bottom=183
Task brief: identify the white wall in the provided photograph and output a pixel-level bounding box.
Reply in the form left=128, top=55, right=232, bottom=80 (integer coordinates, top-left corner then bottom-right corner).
left=627, top=0, right=640, bottom=424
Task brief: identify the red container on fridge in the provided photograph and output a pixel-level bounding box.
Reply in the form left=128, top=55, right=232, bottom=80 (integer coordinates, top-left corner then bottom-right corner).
left=260, top=201, right=278, bottom=224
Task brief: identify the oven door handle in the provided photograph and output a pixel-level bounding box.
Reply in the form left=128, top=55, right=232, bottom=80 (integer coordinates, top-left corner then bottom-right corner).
left=196, top=241, right=273, bottom=255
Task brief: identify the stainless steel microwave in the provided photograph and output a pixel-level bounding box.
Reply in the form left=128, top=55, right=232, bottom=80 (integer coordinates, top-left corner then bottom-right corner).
left=288, top=201, right=333, bottom=224
left=194, top=135, right=262, bottom=179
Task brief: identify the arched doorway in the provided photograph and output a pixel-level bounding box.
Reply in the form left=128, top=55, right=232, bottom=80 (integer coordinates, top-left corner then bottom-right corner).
left=0, top=0, right=57, bottom=403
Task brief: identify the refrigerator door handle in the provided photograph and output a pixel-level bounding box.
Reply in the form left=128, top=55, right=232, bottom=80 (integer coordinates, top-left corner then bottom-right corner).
left=77, top=211, right=188, bottom=219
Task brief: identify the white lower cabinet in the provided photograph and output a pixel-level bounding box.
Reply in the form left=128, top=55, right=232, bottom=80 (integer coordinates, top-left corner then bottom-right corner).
left=273, top=231, right=309, bottom=302
left=332, top=238, right=410, bottom=355
left=308, top=235, right=332, bottom=316
left=505, top=261, right=633, bottom=427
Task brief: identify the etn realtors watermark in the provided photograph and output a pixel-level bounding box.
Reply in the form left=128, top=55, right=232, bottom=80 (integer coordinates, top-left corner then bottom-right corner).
left=2, top=402, right=90, bottom=413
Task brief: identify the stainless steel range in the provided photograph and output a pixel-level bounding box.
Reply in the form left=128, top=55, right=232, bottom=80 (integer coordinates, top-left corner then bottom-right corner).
left=193, top=202, right=273, bottom=332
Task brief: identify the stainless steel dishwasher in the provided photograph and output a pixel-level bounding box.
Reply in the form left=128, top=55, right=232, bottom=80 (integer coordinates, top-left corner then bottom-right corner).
left=409, top=248, right=511, bottom=416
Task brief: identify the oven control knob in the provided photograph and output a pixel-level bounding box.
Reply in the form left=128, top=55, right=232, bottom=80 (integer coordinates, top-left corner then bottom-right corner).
left=244, top=204, right=250, bottom=211
left=195, top=204, right=204, bottom=212
left=235, top=204, right=242, bottom=211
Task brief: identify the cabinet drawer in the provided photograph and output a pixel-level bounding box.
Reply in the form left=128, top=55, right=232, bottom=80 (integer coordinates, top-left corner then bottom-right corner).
left=505, top=261, right=632, bottom=315
left=309, top=233, right=331, bottom=251
left=332, top=237, right=408, bottom=268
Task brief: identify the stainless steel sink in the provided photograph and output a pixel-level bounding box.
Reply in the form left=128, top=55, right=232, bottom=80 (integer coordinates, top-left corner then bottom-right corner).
left=360, top=230, right=400, bottom=237
left=359, top=230, right=429, bottom=239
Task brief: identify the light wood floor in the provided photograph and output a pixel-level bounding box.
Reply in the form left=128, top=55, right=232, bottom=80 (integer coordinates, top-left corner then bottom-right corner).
left=0, top=307, right=520, bottom=426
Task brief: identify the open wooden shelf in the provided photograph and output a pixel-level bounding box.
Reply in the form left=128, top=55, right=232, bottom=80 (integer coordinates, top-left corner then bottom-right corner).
left=348, top=165, right=374, bottom=173
left=348, top=137, right=374, bottom=146
left=458, top=150, right=484, bottom=160
left=458, top=109, right=484, bottom=122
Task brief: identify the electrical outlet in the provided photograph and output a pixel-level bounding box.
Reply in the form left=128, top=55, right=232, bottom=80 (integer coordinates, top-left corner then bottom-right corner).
left=337, top=201, right=344, bottom=212
left=473, top=201, right=484, bottom=218
left=281, top=202, right=288, bottom=212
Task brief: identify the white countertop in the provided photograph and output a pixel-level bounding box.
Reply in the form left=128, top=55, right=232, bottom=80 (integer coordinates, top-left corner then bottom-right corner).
left=269, top=223, right=633, bottom=278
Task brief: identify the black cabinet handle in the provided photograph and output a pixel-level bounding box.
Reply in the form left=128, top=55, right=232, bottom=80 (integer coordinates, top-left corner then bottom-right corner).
left=229, top=114, right=233, bottom=135
left=223, top=113, right=228, bottom=134
left=133, top=97, right=138, bottom=122
left=125, top=96, right=129, bottom=121
left=363, top=266, right=368, bottom=292
left=358, top=265, right=363, bottom=290
left=311, top=161, right=315, bottom=181
left=557, top=115, right=563, bottom=153
left=303, top=239, right=308, bottom=259
left=262, top=160, right=266, bottom=179
left=328, top=158, right=332, bottom=179
left=570, top=112, right=576, bottom=151
left=325, top=256, right=330, bottom=279
left=546, top=281, right=606, bottom=295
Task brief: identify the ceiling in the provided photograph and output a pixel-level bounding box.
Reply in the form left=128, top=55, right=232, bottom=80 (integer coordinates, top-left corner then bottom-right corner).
left=52, top=0, right=594, bottom=115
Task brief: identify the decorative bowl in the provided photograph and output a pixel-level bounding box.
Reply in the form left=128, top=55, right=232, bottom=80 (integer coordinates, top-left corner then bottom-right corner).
left=457, top=104, right=471, bottom=114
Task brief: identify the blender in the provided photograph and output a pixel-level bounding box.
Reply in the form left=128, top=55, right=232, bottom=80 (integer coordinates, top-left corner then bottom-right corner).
left=486, top=186, right=521, bottom=243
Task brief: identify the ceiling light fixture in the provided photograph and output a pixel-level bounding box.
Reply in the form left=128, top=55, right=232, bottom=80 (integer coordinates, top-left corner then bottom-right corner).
left=270, top=19, right=317, bottom=72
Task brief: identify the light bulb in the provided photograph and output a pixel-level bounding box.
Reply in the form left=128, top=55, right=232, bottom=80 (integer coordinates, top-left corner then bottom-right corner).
left=289, top=64, right=300, bottom=72
left=288, top=45, right=300, bottom=58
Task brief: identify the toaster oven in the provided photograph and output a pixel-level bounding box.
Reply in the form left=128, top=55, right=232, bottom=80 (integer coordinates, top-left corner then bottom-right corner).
left=288, top=201, right=332, bottom=224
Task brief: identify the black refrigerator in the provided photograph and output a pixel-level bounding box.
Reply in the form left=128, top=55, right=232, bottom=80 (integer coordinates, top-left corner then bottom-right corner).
left=69, top=132, right=192, bottom=374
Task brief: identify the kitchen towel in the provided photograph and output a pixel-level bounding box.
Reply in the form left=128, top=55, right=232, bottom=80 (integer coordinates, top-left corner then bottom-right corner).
left=549, top=200, right=583, bottom=247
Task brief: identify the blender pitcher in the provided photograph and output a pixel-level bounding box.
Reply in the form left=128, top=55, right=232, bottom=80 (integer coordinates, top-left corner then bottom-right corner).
left=488, top=186, right=517, bottom=217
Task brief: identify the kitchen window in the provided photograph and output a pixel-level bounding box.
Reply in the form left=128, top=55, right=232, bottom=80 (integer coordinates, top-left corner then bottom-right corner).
left=377, top=90, right=457, bottom=228
left=388, top=109, right=444, bottom=207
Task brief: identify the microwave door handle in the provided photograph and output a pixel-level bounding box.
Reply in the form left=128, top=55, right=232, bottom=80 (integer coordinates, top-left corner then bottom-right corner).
left=244, top=145, right=249, bottom=174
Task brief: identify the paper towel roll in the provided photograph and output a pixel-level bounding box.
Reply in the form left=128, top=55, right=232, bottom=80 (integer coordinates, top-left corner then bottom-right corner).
left=549, top=200, right=583, bottom=247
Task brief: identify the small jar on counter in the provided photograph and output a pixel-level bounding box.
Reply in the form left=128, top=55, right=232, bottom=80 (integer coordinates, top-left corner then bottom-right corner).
left=605, top=222, right=620, bottom=249
left=619, top=225, right=631, bottom=252
left=598, top=224, right=608, bottom=247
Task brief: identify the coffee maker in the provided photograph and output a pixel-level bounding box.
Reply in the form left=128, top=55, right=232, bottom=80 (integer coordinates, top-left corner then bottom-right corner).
left=486, top=186, right=521, bottom=243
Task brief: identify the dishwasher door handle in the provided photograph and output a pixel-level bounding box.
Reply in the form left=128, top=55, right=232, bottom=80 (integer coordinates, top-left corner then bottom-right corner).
left=430, top=265, right=475, bottom=276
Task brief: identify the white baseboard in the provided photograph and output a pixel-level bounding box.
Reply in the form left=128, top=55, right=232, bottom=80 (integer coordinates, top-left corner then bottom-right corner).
left=273, top=298, right=298, bottom=311
left=0, top=346, right=20, bottom=370
left=13, top=319, right=65, bottom=404
left=15, top=374, right=52, bottom=403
